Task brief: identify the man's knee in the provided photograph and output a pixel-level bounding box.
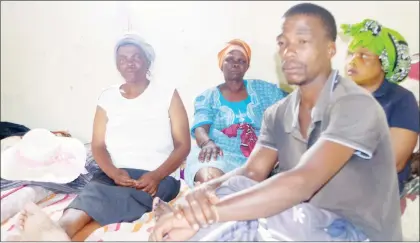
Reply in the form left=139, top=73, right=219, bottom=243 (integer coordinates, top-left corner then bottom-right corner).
left=215, top=175, right=258, bottom=197
left=194, top=167, right=224, bottom=185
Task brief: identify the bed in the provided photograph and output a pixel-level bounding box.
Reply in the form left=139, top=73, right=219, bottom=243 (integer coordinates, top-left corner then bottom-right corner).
left=1, top=186, right=75, bottom=241
left=0, top=180, right=191, bottom=242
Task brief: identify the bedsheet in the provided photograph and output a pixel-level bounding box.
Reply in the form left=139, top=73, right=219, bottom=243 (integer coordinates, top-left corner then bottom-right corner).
left=0, top=180, right=191, bottom=242
left=1, top=188, right=76, bottom=241
left=2, top=177, right=419, bottom=242
left=86, top=180, right=191, bottom=241
left=1, top=186, right=53, bottom=223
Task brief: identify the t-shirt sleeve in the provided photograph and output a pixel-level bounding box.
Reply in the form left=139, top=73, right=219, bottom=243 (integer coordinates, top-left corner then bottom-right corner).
left=389, top=92, right=420, bottom=133
left=321, top=95, right=383, bottom=159
left=257, top=106, right=278, bottom=151
left=97, top=88, right=113, bottom=111
left=97, top=91, right=107, bottom=109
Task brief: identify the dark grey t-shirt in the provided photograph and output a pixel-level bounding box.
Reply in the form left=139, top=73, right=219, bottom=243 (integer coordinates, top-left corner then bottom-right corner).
left=258, top=71, right=402, bottom=241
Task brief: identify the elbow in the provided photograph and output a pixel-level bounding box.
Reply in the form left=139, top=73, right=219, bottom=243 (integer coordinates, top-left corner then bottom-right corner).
left=279, top=171, right=315, bottom=202
left=91, top=142, right=107, bottom=156
left=396, top=160, right=408, bottom=173
left=175, top=139, right=191, bottom=160
left=300, top=178, right=315, bottom=202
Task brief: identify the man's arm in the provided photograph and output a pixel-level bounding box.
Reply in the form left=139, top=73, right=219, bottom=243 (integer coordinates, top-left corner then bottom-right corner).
left=215, top=139, right=354, bottom=221
left=154, top=90, right=191, bottom=178
left=214, top=95, right=383, bottom=222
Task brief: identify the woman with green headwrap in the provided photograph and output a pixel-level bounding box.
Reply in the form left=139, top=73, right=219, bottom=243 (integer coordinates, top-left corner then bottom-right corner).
left=341, top=19, right=420, bottom=195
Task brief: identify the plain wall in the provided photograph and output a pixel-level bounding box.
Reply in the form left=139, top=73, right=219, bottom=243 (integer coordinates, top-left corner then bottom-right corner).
left=1, top=1, right=419, bottom=142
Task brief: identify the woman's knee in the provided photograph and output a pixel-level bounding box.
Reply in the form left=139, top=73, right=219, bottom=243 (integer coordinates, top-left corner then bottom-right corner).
left=59, top=208, right=92, bottom=238
left=194, top=167, right=224, bottom=184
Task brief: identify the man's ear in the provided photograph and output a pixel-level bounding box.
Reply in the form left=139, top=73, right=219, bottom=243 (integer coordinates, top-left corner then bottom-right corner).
left=328, top=42, right=337, bottom=58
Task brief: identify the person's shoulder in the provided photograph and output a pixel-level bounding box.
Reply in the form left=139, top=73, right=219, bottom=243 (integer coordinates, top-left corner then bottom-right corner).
left=332, top=75, right=377, bottom=102
left=246, top=79, right=289, bottom=97
left=388, top=81, right=418, bottom=104
left=196, top=86, right=219, bottom=101
left=265, top=90, right=295, bottom=115
left=246, top=79, right=278, bottom=89
left=331, top=76, right=386, bottom=119
left=150, top=81, right=177, bottom=98
left=98, top=84, right=120, bottom=100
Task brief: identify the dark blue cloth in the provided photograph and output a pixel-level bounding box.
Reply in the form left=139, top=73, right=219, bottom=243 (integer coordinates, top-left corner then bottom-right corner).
left=66, top=168, right=180, bottom=226
left=0, top=121, right=30, bottom=139
left=373, top=80, right=420, bottom=193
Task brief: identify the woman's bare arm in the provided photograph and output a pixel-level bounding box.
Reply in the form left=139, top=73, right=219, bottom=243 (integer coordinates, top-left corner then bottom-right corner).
left=194, top=126, right=211, bottom=147
left=390, top=127, right=418, bottom=172
left=154, top=90, right=191, bottom=179
left=91, top=106, right=119, bottom=178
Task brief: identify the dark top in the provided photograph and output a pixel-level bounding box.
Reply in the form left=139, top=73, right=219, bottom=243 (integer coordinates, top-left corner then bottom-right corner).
left=373, top=80, right=420, bottom=192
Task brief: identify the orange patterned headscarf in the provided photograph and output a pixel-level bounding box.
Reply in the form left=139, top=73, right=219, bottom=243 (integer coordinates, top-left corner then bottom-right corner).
left=217, top=39, right=251, bottom=69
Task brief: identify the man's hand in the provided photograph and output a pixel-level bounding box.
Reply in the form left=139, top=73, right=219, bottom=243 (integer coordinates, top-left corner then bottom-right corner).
left=174, top=183, right=220, bottom=229
left=109, top=169, right=137, bottom=187
left=149, top=212, right=198, bottom=241
left=135, top=171, right=162, bottom=196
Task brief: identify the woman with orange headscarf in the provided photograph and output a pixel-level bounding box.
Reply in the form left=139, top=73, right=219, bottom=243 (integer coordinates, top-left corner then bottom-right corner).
left=183, top=39, right=288, bottom=187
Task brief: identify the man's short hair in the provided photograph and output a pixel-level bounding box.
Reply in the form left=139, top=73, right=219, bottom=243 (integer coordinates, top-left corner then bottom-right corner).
left=283, top=3, right=337, bottom=41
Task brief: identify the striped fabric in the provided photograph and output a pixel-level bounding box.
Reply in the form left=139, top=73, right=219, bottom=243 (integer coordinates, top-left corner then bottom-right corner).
left=1, top=190, right=76, bottom=241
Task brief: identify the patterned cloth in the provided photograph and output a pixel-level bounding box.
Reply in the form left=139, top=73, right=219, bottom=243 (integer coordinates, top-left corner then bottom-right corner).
left=341, top=19, right=411, bottom=83
left=184, top=79, right=286, bottom=187
left=221, top=123, right=257, bottom=158
left=401, top=176, right=420, bottom=197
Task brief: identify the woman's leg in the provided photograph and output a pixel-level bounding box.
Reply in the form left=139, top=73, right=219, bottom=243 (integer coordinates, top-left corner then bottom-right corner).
left=71, top=221, right=101, bottom=241
left=58, top=208, right=93, bottom=239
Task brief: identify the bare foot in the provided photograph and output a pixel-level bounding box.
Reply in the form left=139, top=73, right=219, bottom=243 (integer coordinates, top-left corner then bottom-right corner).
left=13, top=202, right=71, bottom=241
left=152, top=197, right=174, bottom=221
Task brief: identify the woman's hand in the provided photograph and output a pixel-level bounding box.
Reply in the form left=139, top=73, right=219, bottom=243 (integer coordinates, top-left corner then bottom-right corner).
left=109, top=169, right=137, bottom=187
left=199, top=140, right=223, bottom=162
left=134, top=171, right=162, bottom=196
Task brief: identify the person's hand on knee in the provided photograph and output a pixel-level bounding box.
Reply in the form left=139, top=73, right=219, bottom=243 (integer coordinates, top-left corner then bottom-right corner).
left=134, top=171, right=162, bottom=196
left=198, top=140, right=223, bottom=162
left=109, top=169, right=137, bottom=187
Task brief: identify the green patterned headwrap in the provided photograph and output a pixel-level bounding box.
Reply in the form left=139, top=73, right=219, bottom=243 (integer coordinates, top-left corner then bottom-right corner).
left=341, top=19, right=411, bottom=83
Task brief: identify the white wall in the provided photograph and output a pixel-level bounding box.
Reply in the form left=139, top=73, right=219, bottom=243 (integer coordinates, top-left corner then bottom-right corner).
left=1, top=1, right=419, bottom=142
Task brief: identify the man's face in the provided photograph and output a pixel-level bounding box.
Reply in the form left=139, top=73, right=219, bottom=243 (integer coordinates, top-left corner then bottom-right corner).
left=345, top=47, right=383, bottom=86
left=277, top=14, right=336, bottom=85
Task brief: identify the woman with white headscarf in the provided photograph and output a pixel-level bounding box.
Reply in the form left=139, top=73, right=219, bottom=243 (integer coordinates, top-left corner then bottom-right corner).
left=10, top=33, right=191, bottom=241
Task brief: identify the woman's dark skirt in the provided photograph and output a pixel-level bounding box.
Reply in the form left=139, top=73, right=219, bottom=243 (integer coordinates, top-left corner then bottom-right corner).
left=66, top=168, right=180, bottom=226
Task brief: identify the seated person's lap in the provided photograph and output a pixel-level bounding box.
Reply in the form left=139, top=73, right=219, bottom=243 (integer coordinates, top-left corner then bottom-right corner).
left=66, top=168, right=180, bottom=226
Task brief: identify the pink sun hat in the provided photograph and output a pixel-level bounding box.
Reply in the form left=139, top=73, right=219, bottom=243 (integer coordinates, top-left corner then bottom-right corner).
left=1, top=128, right=87, bottom=183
